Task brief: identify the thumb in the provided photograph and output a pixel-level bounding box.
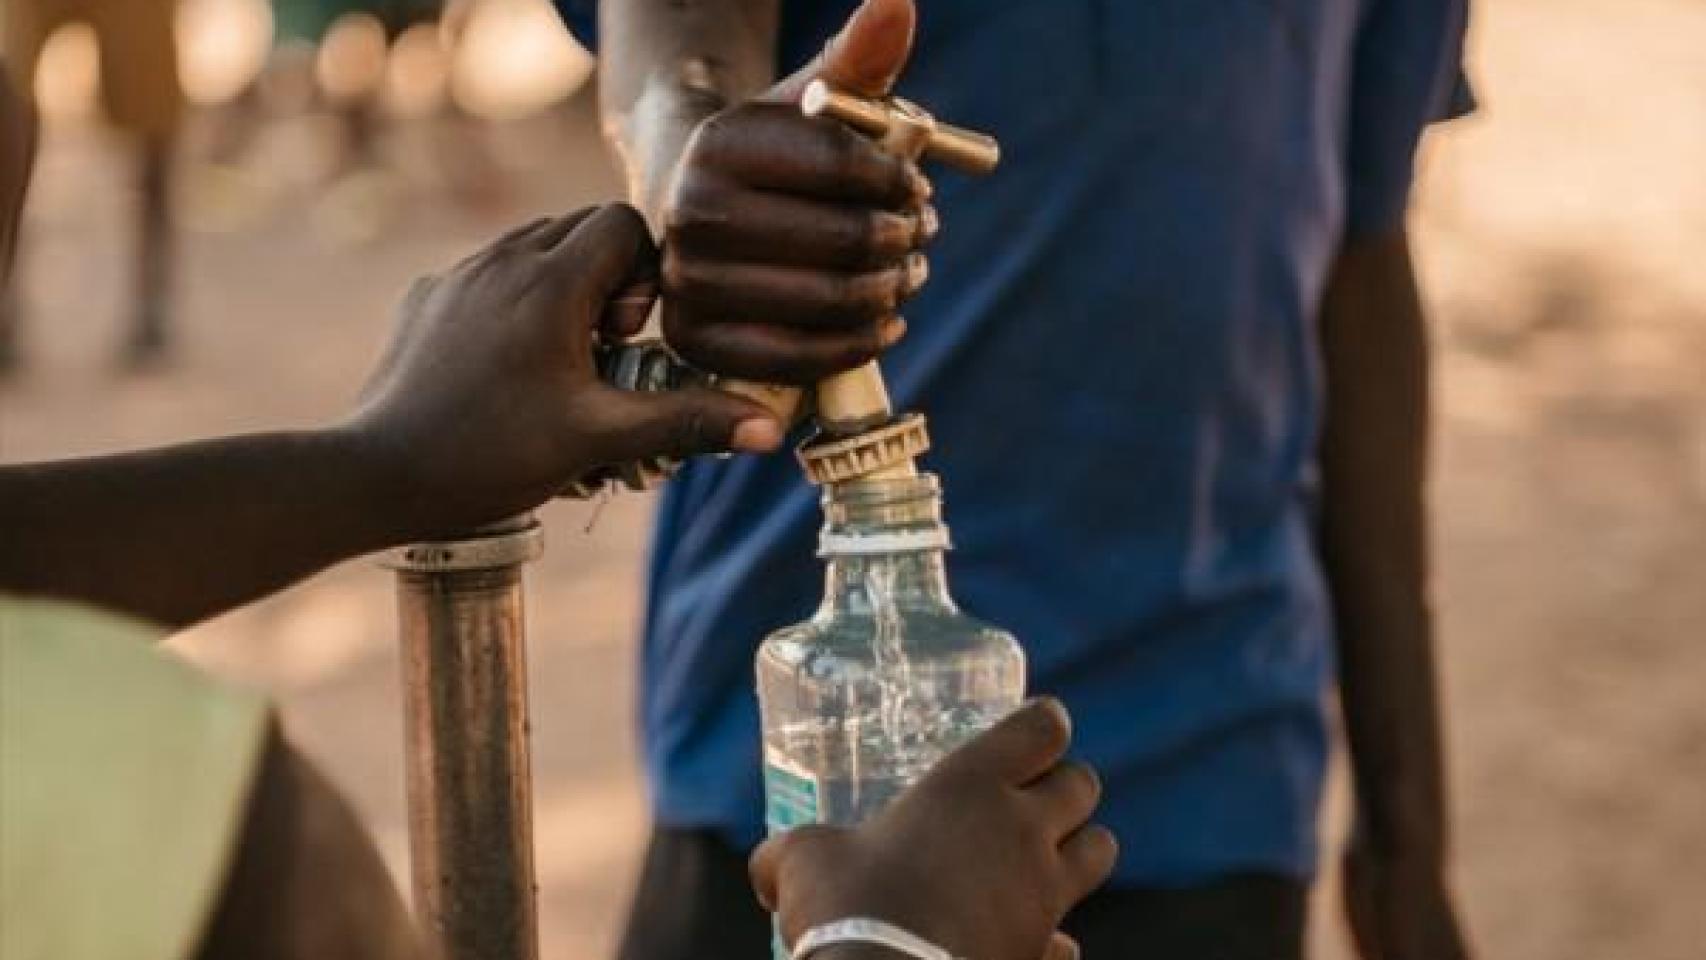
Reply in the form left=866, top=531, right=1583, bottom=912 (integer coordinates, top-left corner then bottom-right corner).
left=770, top=0, right=915, bottom=101
left=582, top=386, right=784, bottom=466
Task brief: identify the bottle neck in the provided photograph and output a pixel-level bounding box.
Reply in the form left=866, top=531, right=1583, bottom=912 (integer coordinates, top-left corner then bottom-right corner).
left=815, top=475, right=957, bottom=617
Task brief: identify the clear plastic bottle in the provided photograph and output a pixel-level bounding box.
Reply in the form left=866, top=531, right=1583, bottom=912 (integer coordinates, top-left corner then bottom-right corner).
left=756, top=474, right=1026, bottom=832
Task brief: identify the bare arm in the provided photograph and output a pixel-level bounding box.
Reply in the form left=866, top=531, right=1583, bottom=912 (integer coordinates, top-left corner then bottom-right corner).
left=597, top=0, right=781, bottom=216
left=1320, top=228, right=1444, bottom=859
left=192, top=724, right=425, bottom=960
left=1318, top=228, right=1469, bottom=959
left=0, top=207, right=777, bottom=629
left=0, top=430, right=406, bottom=630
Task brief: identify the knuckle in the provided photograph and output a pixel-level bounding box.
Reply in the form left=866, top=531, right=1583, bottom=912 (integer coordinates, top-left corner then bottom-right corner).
left=660, top=304, right=710, bottom=352
left=824, top=127, right=869, bottom=183
left=860, top=211, right=906, bottom=264
left=833, top=327, right=884, bottom=370
left=691, top=103, right=764, bottom=165
left=857, top=268, right=905, bottom=313
left=832, top=332, right=887, bottom=373
left=690, top=111, right=736, bottom=158
left=822, top=270, right=859, bottom=311
left=849, top=214, right=881, bottom=265
left=661, top=183, right=722, bottom=246
left=821, top=272, right=892, bottom=322
left=659, top=250, right=702, bottom=300
left=838, top=211, right=895, bottom=269
left=665, top=321, right=745, bottom=377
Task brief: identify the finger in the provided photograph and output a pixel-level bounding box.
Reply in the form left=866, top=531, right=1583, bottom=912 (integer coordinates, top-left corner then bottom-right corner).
left=669, top=181, right=936, bottom=270
left=516, top=206, right=600, bottom=252
left=749, top=837, right=784, bottom=912
left=1023, top=760, right=1102, bottom=838
left=664, top=314, right=902, bottom=385
left=938, top=698, right=1073, bottom=785
left=600, top=279, right=659, bottom=340
left=1057, top=823, right=1119, bottom=906
left=663, top=250, right=925, bottom=330
left=580, top=385, right=784, bottom=465
left=446, top=216, right=550, bottom=276
left=542, top=202, right=657, bottom=313
left=749, top=825, right=845, bottom=913
left=689, top=104, right=921, bottom=207
left=1041, top=932, right=1081, bottom=960
left=818, top=0, right=915, bottom=96
left=767, top=0, right=916, bottom=102
left=492, top=215, right=551, bottom=248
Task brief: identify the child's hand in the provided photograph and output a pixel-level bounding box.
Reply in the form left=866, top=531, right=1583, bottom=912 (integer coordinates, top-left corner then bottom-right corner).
left=751, top=699, right=1117, bottom=960
left=347, top=204, right=782, bottom=538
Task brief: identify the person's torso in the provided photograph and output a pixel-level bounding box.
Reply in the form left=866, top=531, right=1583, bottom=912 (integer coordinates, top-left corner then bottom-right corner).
left=1, top=598, right=269, bottom=960
left=642, top=0, right=1363, bottom=883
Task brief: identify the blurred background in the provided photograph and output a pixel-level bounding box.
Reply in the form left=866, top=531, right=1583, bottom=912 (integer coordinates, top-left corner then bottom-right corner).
left=1, top=0, right=1702, bottom=957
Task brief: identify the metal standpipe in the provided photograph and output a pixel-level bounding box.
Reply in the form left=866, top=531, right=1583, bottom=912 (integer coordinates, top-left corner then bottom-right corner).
left=387, top=515, right=545, bottom=960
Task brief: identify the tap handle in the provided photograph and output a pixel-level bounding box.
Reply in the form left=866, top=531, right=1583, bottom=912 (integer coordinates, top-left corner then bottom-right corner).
left=801, top=80, right=1001, bottom=174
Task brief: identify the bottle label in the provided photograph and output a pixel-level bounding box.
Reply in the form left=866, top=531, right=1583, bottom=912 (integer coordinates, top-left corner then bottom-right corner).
left=765, top=756, right=823, bottom=960
left=763, top=755, right=822, bottom=832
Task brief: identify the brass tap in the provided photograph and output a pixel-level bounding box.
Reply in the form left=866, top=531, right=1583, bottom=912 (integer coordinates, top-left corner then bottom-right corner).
left=566, top=83, right=1002, bottom=496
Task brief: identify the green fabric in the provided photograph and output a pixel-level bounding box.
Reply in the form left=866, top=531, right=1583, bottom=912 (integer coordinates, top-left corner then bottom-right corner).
left=1, top=598, right=269, bottom=960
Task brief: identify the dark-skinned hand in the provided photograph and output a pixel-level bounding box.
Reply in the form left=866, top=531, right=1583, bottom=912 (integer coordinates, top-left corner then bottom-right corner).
left=751, top=699, right=1118, bottom=960
left=1344, top=827, right=1474, bottom=960
left=659, top=0, right=935, bottom=386
left=347, top=203, right=782, bottom=537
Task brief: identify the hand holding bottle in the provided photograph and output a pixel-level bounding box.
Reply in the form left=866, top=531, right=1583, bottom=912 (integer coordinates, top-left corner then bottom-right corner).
left=750, top=699, right=1118, bottom=960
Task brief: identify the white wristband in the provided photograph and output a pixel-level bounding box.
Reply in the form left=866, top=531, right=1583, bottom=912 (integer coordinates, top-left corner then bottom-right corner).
left=791, top=917, right=960, bottom=960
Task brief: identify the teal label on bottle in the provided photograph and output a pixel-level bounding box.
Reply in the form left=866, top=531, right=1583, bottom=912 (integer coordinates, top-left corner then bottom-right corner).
left=763, top=755, right=822, bottom=832
left=764, top=757, right=820, bottom=960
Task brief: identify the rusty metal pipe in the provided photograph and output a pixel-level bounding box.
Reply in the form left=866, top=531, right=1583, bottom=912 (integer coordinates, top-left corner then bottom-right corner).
left=389, top=516, right=544, bottom=960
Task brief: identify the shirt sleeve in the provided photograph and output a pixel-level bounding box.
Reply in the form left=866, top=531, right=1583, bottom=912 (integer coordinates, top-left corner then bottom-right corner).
left=1343, top=0, right=1473, bottom=236
left=552, top=0, right=598, bottom=50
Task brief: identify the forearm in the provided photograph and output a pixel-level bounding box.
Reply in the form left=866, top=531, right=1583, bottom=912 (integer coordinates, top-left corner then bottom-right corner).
left=0, top=426, right=410, bottom=629
left=1318, top=230, right=1449, bottom=859
left=596, top=0, right=780, bottom=213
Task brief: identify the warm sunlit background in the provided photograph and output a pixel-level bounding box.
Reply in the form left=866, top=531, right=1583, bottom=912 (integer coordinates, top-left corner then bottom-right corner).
left=2, top=1, right=1702, bottom=958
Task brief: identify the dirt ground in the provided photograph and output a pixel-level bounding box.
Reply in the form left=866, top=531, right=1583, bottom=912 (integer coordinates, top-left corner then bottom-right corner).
left=2, top=1, right=1702, bottom=957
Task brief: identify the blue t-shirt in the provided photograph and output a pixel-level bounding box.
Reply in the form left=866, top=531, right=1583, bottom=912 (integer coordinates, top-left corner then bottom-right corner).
left=558, top=0, right=1469, bottom=885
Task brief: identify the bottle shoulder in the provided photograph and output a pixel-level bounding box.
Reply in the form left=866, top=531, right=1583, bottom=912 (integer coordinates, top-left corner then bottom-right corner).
left=758, top=610, right=1021, bottom=666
